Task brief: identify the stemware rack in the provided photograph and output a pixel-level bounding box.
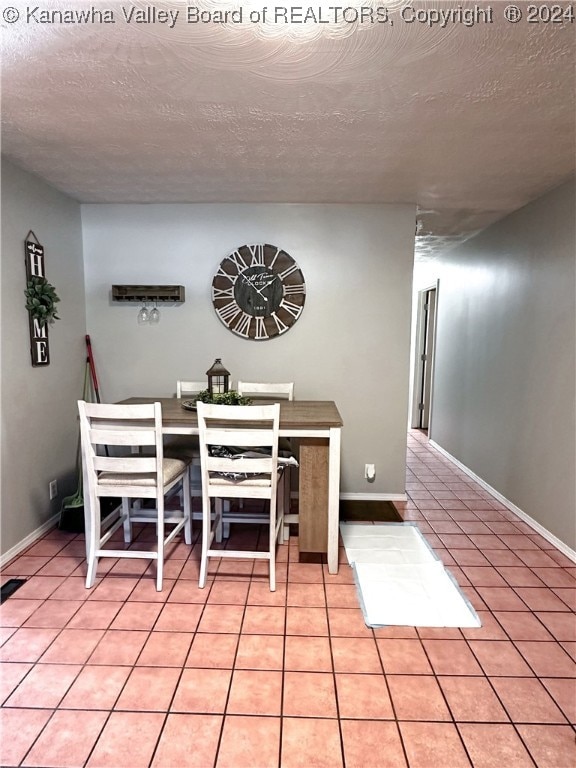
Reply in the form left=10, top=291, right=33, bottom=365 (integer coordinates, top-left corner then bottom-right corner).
left=112, top=285, right=185, bottom=303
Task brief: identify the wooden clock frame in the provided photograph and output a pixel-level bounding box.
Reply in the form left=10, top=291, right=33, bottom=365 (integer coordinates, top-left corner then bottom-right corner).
left=211, top=243, right=306, bottom=341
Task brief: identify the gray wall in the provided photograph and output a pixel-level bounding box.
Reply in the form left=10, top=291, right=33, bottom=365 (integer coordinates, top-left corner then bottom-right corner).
left=429, top=180, right=575, bottom=549
left=81, top=203, right=416, bottom=497
left=1, top=159, right=86, bottom=556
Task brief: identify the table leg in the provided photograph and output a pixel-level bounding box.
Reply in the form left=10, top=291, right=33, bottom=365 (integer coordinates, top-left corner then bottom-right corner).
left=327, top=427, right=341, bottom=574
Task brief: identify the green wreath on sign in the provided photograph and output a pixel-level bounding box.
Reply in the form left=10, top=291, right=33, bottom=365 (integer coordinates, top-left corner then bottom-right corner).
left=24, top=275, right=61, bottom=327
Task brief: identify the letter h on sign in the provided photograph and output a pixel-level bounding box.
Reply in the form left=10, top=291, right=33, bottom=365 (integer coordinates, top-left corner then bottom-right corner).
left=25, top=231, right=50, bottom=366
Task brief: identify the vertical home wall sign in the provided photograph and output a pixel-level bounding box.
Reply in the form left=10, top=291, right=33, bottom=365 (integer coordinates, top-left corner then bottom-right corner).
left=24, top=231, right=60, bottom=366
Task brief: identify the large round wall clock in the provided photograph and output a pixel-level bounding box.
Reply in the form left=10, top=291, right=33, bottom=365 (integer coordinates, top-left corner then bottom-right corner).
left=211, top=243, right=306, bottom=340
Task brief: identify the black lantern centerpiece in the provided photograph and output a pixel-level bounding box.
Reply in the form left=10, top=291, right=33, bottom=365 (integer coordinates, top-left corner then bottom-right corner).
left=206, top=358, right=230, bottom=398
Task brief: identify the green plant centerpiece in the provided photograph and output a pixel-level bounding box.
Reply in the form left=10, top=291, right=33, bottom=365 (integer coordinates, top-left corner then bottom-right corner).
left=195, top=389, right=252, bottom=405
left=24, top=276, right=60, bottom=327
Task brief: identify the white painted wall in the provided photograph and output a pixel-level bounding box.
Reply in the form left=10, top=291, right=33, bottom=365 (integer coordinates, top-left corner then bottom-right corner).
left=1, top=159, right=86, bottom=556
left=81, top=203, right=416, bottom=497
left=422, top=180, right=576, bottom=549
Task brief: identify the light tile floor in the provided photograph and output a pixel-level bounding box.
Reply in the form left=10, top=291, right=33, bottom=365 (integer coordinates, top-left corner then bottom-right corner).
left=1, top=430, right=575, bottom=767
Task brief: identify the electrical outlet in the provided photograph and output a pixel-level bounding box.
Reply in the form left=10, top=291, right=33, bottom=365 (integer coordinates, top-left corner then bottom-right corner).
left=49, top=480, right=58, bottom=500
left=365, top=464, right=375, bottom=481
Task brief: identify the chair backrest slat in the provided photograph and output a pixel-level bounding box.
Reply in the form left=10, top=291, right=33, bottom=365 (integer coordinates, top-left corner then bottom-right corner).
left=89, top=427, right=157, bottom=447
left=93, top=456, right=158, bottom=473
left=237, top=381, right=294, bottom=401
left=201, top=404, right=282, bottom=421
left=206, top=456, right=273, bottom=474
left=82, top=402, right=157, bottom=419
left=176, top=380, right=207, bottom=398
left=204, top=428, right=276, bottom=448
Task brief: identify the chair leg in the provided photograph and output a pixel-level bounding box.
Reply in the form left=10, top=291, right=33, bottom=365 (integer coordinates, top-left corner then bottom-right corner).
left=277, top=474, right=286, bottom=546
left=86, top=554, right=98, bottom=589
left=198, top=552, right=207, bottom=589
left=85, top=493, right=100, bottom=589
left=182, top=464, right=194, bottom=515
left=156, top=495, right=165, bottom=592
left=282, top=468, right=291, bottom=540
left=215, top=500, right=225, bottom=543
left=269, top=555, right=276, bottom=592
left=182, top=471, right=192, bottom=545
left=122, top=498, right=132, bottom=543
left=199, top=495, right=211, bottom=589
left=269, top=498, right=277, bottom=592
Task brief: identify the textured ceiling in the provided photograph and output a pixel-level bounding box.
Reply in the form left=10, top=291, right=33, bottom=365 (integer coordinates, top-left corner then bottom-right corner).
left=1, top=0, right=574, bottom=254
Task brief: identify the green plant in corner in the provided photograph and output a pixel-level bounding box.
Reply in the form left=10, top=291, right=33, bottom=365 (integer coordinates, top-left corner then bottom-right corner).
left=24, top=276, right=61, bottom=327
left=195, top=389, right=252, bottom=405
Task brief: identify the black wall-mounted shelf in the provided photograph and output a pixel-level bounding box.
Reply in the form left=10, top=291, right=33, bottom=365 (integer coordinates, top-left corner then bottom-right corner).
left=112, top=285, right=185, bottom=303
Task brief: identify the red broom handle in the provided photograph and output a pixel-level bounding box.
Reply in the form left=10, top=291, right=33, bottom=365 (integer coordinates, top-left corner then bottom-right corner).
left=85, top=335, right=101, bottom=403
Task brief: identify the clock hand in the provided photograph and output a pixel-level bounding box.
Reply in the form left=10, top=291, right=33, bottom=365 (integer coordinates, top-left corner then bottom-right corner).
left=260, top=277, right=278, bottom=291
left=242, top=275, right=268, bottom=302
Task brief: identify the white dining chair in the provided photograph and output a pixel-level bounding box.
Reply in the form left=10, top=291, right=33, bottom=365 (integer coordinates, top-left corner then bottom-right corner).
left=197, top=401, right=284, bottom=591
left=78, top=400, right=192, bottom=591
left=176, top=380, right=209, bottom=399
left=237, top=381, right=297, bottom=539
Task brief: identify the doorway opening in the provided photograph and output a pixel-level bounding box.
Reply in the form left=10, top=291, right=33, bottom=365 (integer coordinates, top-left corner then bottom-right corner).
left=411, top=284, right=438, bottom=434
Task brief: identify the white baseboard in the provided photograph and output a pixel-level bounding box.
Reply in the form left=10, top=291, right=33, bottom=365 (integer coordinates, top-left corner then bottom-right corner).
left=340, top=493, right=407, bottom=502
left=430, top=440, right=576, bottom=564
left=1, top=513, right=61, bottom=568
left=290, top=491, right=407, bottom=502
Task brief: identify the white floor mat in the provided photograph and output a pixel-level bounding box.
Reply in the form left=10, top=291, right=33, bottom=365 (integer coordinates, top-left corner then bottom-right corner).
left=340, top=523, right=438, bottom=565
left=340, top=523, right=481, bottom=628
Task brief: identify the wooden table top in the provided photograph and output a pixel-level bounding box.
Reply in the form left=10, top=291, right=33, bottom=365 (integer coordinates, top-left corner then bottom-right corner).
left=120, top=397, right=343, bottom=429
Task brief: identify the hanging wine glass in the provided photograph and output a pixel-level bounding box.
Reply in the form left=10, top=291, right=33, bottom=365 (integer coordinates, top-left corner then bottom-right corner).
left=149, top=302, right=160, bottom=324
left=137, top=303, right=149, bottom=324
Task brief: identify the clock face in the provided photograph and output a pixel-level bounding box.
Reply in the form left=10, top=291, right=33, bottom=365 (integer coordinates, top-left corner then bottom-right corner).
left=212, top=244, right=306, bottom=340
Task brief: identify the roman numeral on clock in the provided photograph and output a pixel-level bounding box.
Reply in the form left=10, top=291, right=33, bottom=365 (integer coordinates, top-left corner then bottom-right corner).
left=271, top=313, right=289, bottom=334
left=278, top=263, right=299, bottom=280
left=280, top=299, right=303, bottom=319
left=217, top=301, right=241, bottom=323
left=215, top=266, right=235, bottom=282
left=212, top=286, right=235, bottom=299
left=234, top=312, right=252, bottom=338
left=254, top=317, right=268, bottom=340
left=283, top=283, right=305, bottom=296
left=227, top=250, right=249, bottom=272
left=248, top=244, right=265, bottom=266
left=268, top=246, right=282, bottom=269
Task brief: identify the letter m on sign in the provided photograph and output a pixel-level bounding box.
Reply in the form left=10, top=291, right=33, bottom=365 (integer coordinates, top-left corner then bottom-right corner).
left=25, top=231, right=50, bottom=366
